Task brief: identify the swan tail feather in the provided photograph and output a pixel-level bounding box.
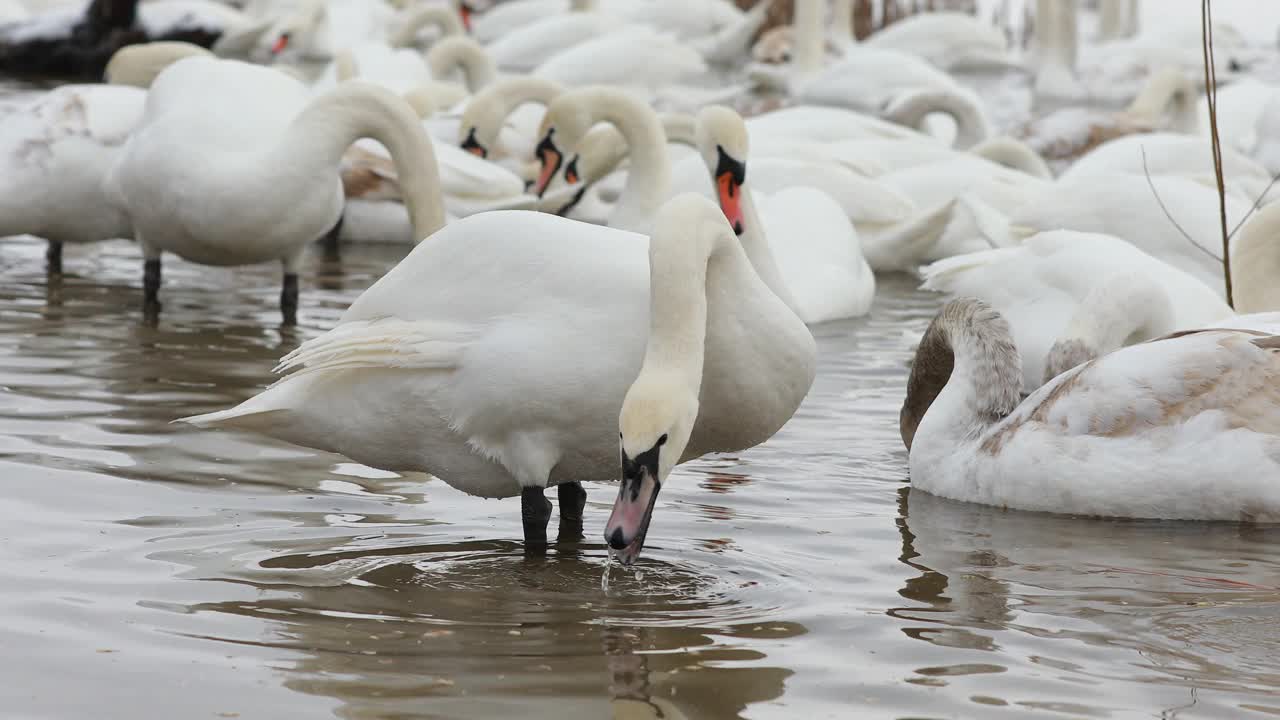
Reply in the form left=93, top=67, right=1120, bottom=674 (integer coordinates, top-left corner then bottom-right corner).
left=274, top=317, right=475, bottom=377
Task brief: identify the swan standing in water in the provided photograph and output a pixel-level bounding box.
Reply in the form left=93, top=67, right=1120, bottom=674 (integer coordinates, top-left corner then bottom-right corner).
left=901, top=298, right=1280, bottom=521
left=105, top=56, right=442, bottom=324
left=181, top=194, right=815, bottom=560
left=0, top=41, right=207, bottom=273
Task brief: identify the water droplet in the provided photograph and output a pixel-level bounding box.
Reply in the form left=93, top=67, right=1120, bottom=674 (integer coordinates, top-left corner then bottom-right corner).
left=601, top=547, right=613, bottom=592
left=633, top=567, right=644, bottom=583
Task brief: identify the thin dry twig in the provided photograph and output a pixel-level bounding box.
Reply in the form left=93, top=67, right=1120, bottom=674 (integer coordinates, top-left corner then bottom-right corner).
left=1141, top=146, right=1222, bottom=262
left=1202, top=0, right=1234, bottom=307
left=1227, top=173, right=1280, bottom=240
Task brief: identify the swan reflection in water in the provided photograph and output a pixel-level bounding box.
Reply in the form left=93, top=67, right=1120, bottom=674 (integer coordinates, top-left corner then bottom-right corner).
left=893, top=487, right=1280, bottom=716
left=180, top=530, right=795, bottom=720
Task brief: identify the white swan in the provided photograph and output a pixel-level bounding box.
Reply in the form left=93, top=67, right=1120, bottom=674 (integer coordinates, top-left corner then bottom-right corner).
left=256, top=0, right=399, bottom=62
left=457, top=75, right=564, bottom=173
left=1060, top=132, right=1274, bottom=204
left=0, top=41, right=208, bottom=272
left=531, top=87, right=672, bottom=234
left=920, top=230, right=1233, bottom=392
left=181, top=193, right=815, bottom=561
left=968, top=173, right=1247, bottom=294
left=0, top=83, right=143, bottom=272
left=1022, top=66, right=1198, bottom=164
left=105, top=57, right=443, bottom=323
left=532, top=25, right=707, bottom=95
left=1034, top=0, right=1251, bottom=104
left=900, top=297, right=1280, bottom=522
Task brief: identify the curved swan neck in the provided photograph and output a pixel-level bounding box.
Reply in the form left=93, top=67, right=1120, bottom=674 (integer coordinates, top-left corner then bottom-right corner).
left=969, top=136, right=1053, bottom=179
left=735, top=181, right=798, bottom=312
left=641, top=196, right=747, bottom=388
left=463, top=76, right=563, bottom=147
left=427, top=36, right=496, bottom=92
left=1232, top=202, right=1280, bottom=313
left=884, top=89, right=991, bottom=150
left=286, top=82, right=445, bottom=239
left=900, top=299, right=1022, bottom=451
left=1126, top=68, right=1196, bottom=130
left=1042, top=272, right=1174, bottom=383
left=566, top=88, right=670, bottom=230
left=792, top=0, right=826, bottom=76
left=104, top=42, right=213, bottom=87
left=391, top=5, right=465, bottom=47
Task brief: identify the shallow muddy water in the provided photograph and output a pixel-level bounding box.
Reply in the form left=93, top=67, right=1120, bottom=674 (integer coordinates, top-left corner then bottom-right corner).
left=2, top=237, right=1279, bottom=720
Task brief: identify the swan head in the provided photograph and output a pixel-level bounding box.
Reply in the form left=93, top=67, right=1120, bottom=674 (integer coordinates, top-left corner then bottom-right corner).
left=257, top=0, right=324, bottom=61
left=607, top=371, right=700, bottom=565
left=695, top=106, right=749, bottom=235
left=532, top=98, right=596, bottom=197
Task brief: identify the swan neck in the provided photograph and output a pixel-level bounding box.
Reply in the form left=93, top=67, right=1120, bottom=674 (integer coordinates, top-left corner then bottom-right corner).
left=969, top=136, right=1053, bottom=179
left=287, top=83, right=445, bottom=240
left=1232, top=203, right=1280, bottom=313
left=428, top=37, right=497, bottom=92
left=792, top=0, right=826, bottom=76
left=1044, top=273, right=1174, bottom=382
left=736, top=182, right=798, bottom=313
left=1037, top=0, right=1078, bottom=71
left=464, top=76, right=563, bottom=148
left=1126, top=69, right=1195, bottom=128
left=831, top=0, right=855, bottom=47
left=579, top=90, right=670, bottom=229
left=642, top=205, right=747, bottom=389
left=901, top=299, right=1023, bottom=451
left=391, top=6, right=464, bottom=47
left=886, top=89, right=990, bottom=150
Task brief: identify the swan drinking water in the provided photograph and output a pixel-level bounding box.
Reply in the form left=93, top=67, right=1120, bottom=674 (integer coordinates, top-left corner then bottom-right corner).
left=180, top=194, right=815, bottom=560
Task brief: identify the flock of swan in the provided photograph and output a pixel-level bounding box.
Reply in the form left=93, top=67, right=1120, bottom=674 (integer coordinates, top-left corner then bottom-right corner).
left=4, top=0, right=1280, bottom=564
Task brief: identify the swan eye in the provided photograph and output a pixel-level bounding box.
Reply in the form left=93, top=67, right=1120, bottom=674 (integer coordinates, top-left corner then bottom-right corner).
left=657, top=434, right=668, bottom=447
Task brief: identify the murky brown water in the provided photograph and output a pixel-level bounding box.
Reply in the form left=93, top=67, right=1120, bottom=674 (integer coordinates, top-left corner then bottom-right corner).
left=3, top=235, right=1280, bottom=719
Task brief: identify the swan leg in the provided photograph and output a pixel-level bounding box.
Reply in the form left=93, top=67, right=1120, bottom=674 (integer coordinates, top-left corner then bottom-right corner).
left=320, top=213, right=343, bottom=262
left=521, top=486, right=553, bottom=555
left=142, top=258, right=162, bottom=323
left=281, top=249, right=304, bottom=326
left=556, top=481, right=587, bottom=542
left=45, top=241, right=62, bottom=276
left=281, top=272, right=299, bottom=326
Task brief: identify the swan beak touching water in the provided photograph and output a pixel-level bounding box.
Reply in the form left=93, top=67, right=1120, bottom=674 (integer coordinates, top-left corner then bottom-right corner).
left=713, top=145, right=746, bottom=235
left=605, top=436, right=664, bottom=564
left=607, top=374, right=700, bottom=565
left=532, top=129, right=562, bottom=197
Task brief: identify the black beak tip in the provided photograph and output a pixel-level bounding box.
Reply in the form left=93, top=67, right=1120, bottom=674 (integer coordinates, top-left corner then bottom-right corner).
left=606, top=527, right=628, bottom=550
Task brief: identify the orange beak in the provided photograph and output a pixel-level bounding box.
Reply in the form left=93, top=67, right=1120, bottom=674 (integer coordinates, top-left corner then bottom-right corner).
left=716, top=172, right=744, bottom=235
left=460, top=3, right=473, bottom=32
left=713, top=146, right=746, bottom=235
left=532, top=132, right=562, bottom=197
left=270, top=34, right=290, bottom=55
